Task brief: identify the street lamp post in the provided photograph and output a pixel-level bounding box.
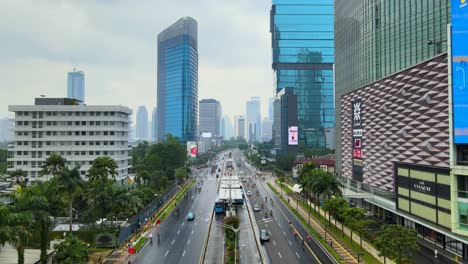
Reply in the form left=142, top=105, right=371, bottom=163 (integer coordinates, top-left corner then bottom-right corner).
left=211, top=218, right=272, bottom=264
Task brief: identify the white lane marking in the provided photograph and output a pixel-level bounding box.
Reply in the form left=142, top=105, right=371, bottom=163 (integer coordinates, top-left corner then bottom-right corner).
left=187, top=239, right=191, bottom=245
left=296, top=252, right=300, bottom=259
left=273, top=240, right=276, bottom=246
left=191, top=229, right=194, bottom=235
left=283, top=231, right=286, bottom=237
left=177, top=230, right=181, bottom=235
left=278, top=252, right=283, bottom=259
left=195, top=222, right=198, bottom=226
left=172, top=239, right=175, bottom=245
left=265, top=224, right=268, bottom=227
left=165, top=250, right=169, bottom=257
left=181, top=222, right=185, bottom=227
left=289, top=240, right=292, bottom=246
left=183, top=250, right=186, bottom=257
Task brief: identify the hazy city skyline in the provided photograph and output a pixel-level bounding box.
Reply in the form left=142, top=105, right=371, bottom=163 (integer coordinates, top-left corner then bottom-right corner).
left=0, top=0, right=272, bottom=120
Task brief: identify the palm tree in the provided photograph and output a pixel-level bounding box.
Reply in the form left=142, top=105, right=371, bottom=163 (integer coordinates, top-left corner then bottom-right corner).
left=0, top=205, right=32, bottom=264
left=56, top=167, right=84, bottom=232
left=87, top=156, right=118, bottom=184
left=17, top=182, right=59, bottom=264
left=41, top=153, right=67, bottom=179
left=310, top=170, right=341, bottom=212
left=9, top=169, right=28, bottom=188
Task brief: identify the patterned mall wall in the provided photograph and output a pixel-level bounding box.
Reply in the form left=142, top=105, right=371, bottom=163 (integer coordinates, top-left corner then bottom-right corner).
left=341, top=54, right=450, bottom=192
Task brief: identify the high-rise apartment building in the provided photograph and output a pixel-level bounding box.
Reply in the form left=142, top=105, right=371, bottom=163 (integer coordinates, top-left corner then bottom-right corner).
left=270, top=0, right=335, bottom=149
left=136, top=106, right=148, bottom=140
left=7, top=98, right=132, bottom=183
left=234, top=115, right=246, bottom=140
left=199, top=99, right=221, bottom=138
left=157, top=17, right=198, bottom=143
left=335, top=0, right=468, bottom=260
left=246, top=97, right=261, bottom=143
left=151, top=107, right=158, bottom=141
left=67, top=69, right=85, bottom=105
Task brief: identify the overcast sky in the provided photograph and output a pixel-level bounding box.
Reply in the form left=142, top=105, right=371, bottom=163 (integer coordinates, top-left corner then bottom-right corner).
left=0, top=0, right=273, bottom=122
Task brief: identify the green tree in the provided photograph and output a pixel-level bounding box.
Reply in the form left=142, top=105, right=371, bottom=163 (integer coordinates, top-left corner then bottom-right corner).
left=322, top=197, right=348, bottom=226
left=175, top=167, right=187, bottom=183
left=276, top=154, right=295, bottom=171
left=17, top=182, right=59, bottom=264
left=41, top=153, right=67, bottom=179
left=87, top=156, right=118, bottom=184
left=375, top=224, right=418, bottom=264
left=0, top=205, right=32, bottom=264
left=310, top=169, right=341, bottom=210
left=54, top=235, right=89, bottom=264
left=9, top=169, right=28, bottom=188
left=342, top=207, right=371, bottom=248
left=278, top=173, right=285, bottom=197
left=56, top=167, right=84, bottom=232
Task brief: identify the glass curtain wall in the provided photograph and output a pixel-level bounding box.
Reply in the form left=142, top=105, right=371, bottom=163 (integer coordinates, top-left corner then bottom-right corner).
left=271, top=0, right=335, bottom=149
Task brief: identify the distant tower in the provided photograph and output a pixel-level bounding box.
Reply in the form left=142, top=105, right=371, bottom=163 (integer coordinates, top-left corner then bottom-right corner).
left=136, top=106, right=148, bottom=140
left=67, top=68, right=85, bottom=104
left=152, top=107, right=158, bottom=141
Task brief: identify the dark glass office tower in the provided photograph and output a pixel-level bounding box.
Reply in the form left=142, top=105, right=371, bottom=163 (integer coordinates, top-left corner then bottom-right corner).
left=157, top=17, right=198, bottom=142
left=270, top=0, right=335, bottom=149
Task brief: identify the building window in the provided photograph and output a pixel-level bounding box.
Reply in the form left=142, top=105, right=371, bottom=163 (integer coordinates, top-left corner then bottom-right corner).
left=446, top=237, right=463, bottom=256
left=456, top=145, right=468, bottom=166
left=458, top=175, right=468, bottom=198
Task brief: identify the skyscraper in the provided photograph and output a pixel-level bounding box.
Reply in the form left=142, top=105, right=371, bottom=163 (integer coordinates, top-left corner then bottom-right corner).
left=246, top=97, right=261, bottom=143
left=136, top=106, right=148, bottom=140
left=157, top=17, right=198, bottom=143
left=270, top=0, right=335, bottom=149
left=268, top=97, right=274, bottom=121
left=67, top=69, right=85, bottom=104
left=199, top=99, right=221, bottom=138
left=151, top=107, right=158, bottom=141
left=222, top=115, right=234, bottom=140
left=234, top=115, right=246, bottom=140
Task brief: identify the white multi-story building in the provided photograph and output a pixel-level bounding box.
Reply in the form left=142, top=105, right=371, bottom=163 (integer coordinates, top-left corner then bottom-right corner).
left=7, top=98, right=132, bottom=183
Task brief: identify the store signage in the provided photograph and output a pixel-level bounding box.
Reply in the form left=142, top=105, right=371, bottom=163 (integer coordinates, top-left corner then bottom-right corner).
left=452, top=0, right=468, bottom=143
left=353, top=149, right=362, bottom=159
left=353, top=129, right=363, bottom=137
left=409, top=178, right=436, bottom=196
left=352, top=100, right=363, bottom=182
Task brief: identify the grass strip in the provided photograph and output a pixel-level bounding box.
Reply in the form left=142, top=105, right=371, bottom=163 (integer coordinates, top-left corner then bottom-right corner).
left=267, top=182, right=279, bottom=195
left=134, top=237, right=148, bottom=251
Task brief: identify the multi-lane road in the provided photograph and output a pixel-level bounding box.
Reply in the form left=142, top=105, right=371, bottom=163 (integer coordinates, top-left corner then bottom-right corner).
left=133, top=167, right=219, bottom=264
left=133, top=149, right=337, bottom=264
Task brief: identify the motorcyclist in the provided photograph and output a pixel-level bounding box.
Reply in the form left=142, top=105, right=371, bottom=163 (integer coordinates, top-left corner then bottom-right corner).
left=149, top=233, right=153, bottom=244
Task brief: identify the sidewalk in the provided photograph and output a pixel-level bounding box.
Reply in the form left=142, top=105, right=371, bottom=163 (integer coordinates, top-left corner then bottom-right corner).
left=101, top=182, right=190, bottom=264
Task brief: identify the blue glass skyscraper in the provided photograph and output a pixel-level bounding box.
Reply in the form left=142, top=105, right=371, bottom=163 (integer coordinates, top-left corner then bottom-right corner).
left=157, top=17, right=198, bottom=142
left=271, top=0, right=335, bottom=149
left=67, top=69, right=84, bottom=104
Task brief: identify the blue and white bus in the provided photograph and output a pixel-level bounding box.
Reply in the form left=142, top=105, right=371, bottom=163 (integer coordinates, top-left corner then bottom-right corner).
left=214, top=198, right=224, bottom=213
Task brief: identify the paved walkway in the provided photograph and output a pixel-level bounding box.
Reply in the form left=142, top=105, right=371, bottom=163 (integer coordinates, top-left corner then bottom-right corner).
left=269, top=179, right=395, bottom=264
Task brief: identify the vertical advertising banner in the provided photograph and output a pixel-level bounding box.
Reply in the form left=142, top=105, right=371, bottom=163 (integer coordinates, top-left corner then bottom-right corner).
left=352, top=100, right=363, bottom=182
left=452, top=0, right=468, bottom=143
left=288, top=126, right=298, bottom=145
left=186, top=141, right=197, bottom=159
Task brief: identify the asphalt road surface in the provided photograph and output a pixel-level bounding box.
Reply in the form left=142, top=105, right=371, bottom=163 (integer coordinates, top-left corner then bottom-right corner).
left=133, top=172, right=218, bottom=264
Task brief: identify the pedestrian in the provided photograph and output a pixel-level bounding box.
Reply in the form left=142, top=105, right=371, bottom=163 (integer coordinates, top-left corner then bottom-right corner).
left=302, top=239, right=305, bottom=250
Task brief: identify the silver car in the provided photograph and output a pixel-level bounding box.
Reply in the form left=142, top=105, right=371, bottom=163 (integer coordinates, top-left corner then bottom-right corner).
left=253, top=204, right=261, bottom=212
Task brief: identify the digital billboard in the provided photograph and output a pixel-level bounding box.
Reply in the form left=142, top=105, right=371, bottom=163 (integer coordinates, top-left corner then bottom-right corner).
left=288, top=126, right=298, bottom=145
left=452, top=0, right=468, bottom=143
left=186, top=141, right=197, bottom=158
left=352, top=100, right=363, bottom=182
